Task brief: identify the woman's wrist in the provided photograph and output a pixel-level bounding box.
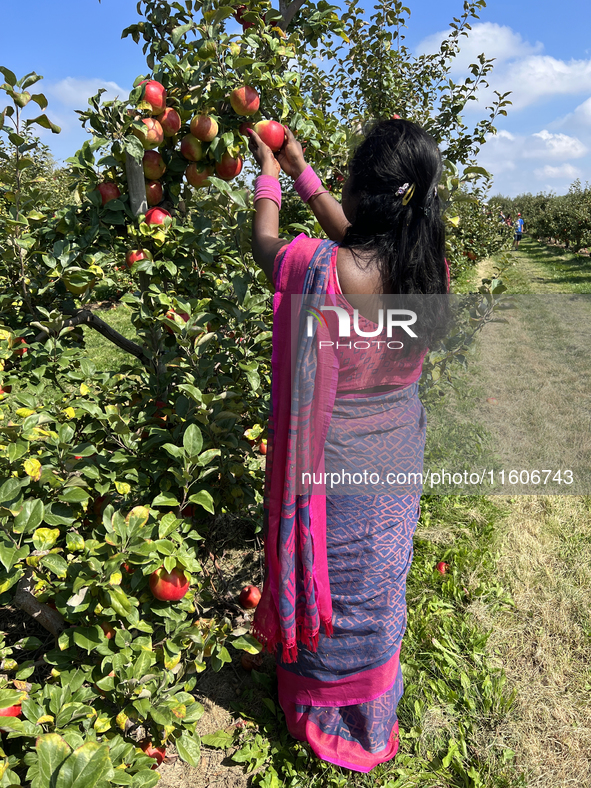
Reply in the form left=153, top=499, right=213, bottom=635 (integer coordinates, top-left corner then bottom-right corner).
left=291, top=159, right=308, bottom=179
left=261, top=166, right=279, bottom=179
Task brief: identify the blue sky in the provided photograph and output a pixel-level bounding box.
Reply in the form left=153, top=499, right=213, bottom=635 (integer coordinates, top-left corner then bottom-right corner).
left=3, top=0, right=591, bottom=197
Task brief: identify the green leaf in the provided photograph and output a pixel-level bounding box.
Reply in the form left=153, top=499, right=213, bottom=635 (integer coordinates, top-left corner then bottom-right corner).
left=188, top=490, right=215, bottom=514
left=0, top=67, right=17, bottom=86
left=37, top=733, right=72, bottom=787
left=183, top=424, right=203, bottom=459
left=14, top=499, right=44, bottom=533
left=172, top=23, right=194, bottom=46
left=231, top=634, right=262, bottom=654
left=27, top=113, right=61, bottom=133
left=72, top=627, right=102, bottom=654
left=59, top=487, right=90, bottom=504
left=176, top=730, right=201, bottom=766
left=41, top=553, right=68, bottom=578
left=32, top=527, right=60, bottom=551
left=54, top=741, right=113, bottom=788
left=152, top=492, right=180, bottom=507
left=201, top=729, right=233, bottom=749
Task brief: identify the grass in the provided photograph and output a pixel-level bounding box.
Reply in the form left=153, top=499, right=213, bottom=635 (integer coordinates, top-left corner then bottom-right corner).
left=82, top=300, right=138, bottom=373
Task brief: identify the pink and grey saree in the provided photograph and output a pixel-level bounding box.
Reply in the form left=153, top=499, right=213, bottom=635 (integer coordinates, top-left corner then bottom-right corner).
left=252, top=233, right=427, bottom=772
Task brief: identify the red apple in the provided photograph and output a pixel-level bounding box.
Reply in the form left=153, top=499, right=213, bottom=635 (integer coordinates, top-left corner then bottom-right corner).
left=145, top=207, right=171, bottom=225
left=436, top=562, right=449, bottom=575
left=140, top=80, right=167, bottom=115
left=234, top=5, right=255, bottom=28
left=133, top=118, right=164, bottom=150
left=140, top=740, right=166, bottom=768
left=125, top=248, right=152, bottom=268
left=0, top=705, right=22, bottom=718
left=190, top=114, right=218, bottom=142
left=259, top=440, right=267, bottom=455
left=391, top=114, right=401, bottom=119
left=100, top=622, right=116, bottom=640
left=97, top=183, right=120, bottom=206
left=238, top=585, right=261, bottom=609
left=253, top=120, right=285, bottom=152
left=164, top=308, right=190, bottom=334
left=215, top=152, right=243, bottom=180
left=156, top=107, right=181, bottom=137
left=143, top=150, right=166, bottom=180
left=239, top=121, right=254, bottom=137
left=146, top=180, right=164, bottom=206
left=186, top=163, right=214, bottom=189
left=13, top=338, right=27, bottom=356
left=180, top=134, right=203, bottom=161
left=229, top=85, right=260, bottom=116
left=121, top=562, right=135, bottom=574
left=486, top=397, right=499, bottom=405
left=149, top=566, right=190, bottom=601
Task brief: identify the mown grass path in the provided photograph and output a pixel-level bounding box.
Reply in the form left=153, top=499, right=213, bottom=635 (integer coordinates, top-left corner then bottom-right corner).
left=451, top=237, right=591, bottom=787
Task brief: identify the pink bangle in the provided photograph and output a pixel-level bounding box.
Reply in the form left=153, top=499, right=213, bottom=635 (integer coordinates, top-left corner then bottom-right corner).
left=254, top=175, right=281, bottom=209
left=294, top=165, right=327, bottom=203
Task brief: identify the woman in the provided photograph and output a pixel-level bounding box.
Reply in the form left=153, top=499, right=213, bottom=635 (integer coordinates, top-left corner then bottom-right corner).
left=246, top=119, right=449, bottom=772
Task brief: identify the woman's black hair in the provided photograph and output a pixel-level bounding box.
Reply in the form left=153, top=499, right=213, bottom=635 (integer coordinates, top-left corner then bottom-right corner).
left=340, top=118, right=450, bottom=353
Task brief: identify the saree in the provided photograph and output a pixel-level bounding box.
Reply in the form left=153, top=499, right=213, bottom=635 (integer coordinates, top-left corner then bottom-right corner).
left=253, top=234, right=426, bottom=772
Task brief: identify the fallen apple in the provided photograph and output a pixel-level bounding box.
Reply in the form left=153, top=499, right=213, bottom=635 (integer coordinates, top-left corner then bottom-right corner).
left=253, top=120, right=285, bottom=151
left=486, top=397, right=499, bottom=405
left=436, top=561, right=449, bottom=575
left=140, top=740, right=166, bottom=768
left=100, top=622, right=116, bottom=640
left=0, top=705, right=22, bottom=718
left=97, top=183, right=120, bottom=206
left=149, top=565, right=190, bottom=601
left=239, top=585, right=261, bottom=609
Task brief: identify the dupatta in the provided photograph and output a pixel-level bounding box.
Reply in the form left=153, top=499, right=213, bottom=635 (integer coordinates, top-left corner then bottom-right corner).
left=252, top=234, right=339, bottom=663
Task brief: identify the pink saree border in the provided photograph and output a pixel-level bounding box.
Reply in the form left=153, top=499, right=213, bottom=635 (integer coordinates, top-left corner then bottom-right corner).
left=277, top=646, right=401, bottom=707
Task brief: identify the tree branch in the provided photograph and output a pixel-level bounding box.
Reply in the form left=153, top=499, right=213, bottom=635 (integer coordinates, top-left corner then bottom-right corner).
left=14, top=568, right=65, bottom=639
left=34, top=310, right=153, bottom=368
left=278, top=0, right=307, bottom=30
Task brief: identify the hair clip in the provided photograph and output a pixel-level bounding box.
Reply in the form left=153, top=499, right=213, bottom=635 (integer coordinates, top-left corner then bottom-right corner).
left=396, top=182, right=409, bottom=197
left=401, top=183, right=416, bottom=206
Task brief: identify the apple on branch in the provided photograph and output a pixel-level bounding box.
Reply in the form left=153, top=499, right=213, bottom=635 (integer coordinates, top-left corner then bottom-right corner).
left=149, top=565, right=190, bottom=601
left=140, top=80, right=167, bottom=114
left=96, top=183, right=120, bottom=206
left=180, top=134, right=203, bottom=162
left=186, top=163, right=214, bottom=189
left=143, top=150, right=166, bottom=180
left=145, top=207, right=171, bottom=226
left=215, top=152, right=243, bottom=180
left=253, top=120, right=285, bottom=151
left=133, top=118, right=164, bottom=150
left=125, top=248, right=152, bottom=269
left=156, top=106, right=181, bottom=137
left=190, top=114, right=218, bottom=142
left=229, top=85, right=260, bottom=116
left=146, top=180, right=164, bottom=206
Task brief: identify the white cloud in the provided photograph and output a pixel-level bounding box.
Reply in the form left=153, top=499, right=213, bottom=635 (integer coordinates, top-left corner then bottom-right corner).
left=417, top=23, right=591, bottom=111
left=534, top=164, right=581, bottom=180
left=418, top=22, right=542, bottom=72
left=46, top=77, right=127, bottom=108
left=525, top=130, right=587, bottom=160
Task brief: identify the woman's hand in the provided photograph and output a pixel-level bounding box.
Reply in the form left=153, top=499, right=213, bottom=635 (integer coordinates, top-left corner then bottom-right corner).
left=247, top=128, right=280, bottom=179
left=275, top=126, right=307, bottom=179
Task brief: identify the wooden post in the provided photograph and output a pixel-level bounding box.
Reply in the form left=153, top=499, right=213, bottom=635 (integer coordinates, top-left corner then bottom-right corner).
left=126, top=152, right=148, bottom=217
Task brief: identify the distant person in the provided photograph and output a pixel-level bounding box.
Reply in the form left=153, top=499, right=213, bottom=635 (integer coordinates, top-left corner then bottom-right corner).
left=505, top=214, right=513, bottom=228
left=513, top=213, right=524, bottom=249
